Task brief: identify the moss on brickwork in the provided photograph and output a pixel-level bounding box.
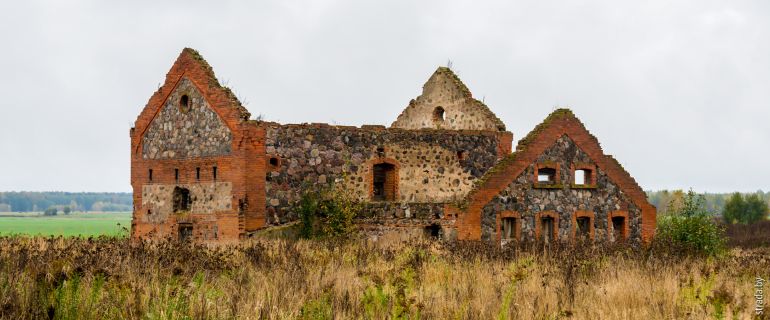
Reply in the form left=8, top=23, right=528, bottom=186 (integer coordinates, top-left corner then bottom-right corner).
left=455, top=108, right=584, bottom=209
left=182, top=48, right=251, bottom=121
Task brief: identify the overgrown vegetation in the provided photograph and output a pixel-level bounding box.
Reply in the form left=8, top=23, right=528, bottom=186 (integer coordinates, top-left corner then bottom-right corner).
left=297, top=186, right=363, bottom=239
left=655, top=190, right=727, bottom=257
left=0, top=237, right=764, bottom=319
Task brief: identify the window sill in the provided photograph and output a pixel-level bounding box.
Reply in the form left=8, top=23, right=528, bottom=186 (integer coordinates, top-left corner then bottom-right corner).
left=571, top=184, right=597, bottom=189
left=533, top=183, right=563, bottom=189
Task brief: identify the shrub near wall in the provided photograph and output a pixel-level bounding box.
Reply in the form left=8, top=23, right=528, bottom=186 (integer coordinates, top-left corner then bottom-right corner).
left=298, top=185, right=363, bottom=239
left=655, top=190, right=726, bottom=256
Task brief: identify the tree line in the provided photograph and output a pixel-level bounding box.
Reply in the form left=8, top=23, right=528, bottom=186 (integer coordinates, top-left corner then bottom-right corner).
left=647, top=189, right=769, bottom=224
left=0, top=192, right=132, bottom=213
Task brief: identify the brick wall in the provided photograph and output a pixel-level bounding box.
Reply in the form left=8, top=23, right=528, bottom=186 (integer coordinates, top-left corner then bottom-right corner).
left=450, top=110, right=656, bottom=243
left=130, top=49, right=266, bottom=243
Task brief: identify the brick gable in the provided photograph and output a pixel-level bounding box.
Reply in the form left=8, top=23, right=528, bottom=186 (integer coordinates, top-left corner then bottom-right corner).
left=448, top=109, right=656, bottom=242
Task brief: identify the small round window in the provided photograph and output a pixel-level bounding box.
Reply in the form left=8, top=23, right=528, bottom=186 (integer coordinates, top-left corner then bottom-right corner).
left=179, top=94, right=191, bottom=112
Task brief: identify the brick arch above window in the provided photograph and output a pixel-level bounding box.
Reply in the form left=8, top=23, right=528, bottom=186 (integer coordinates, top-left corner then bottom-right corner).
left=367, top=158, right=401, bottom=201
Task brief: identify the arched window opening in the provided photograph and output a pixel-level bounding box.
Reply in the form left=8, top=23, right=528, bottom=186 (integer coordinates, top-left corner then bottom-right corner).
left=179, top=95, right=191, bottom=112
left=173, top=187, right=192, bottom=213
left=433, top=106, right=445, bottom=122
left=372, top=163, right=397, bottom=201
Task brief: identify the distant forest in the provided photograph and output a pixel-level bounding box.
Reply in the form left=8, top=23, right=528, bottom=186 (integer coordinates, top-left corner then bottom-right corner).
left=0, top=192, right=132, bottom=212
left=0, top=190, right=767, bottom=214
left=647, top=190, right=770, bottom=216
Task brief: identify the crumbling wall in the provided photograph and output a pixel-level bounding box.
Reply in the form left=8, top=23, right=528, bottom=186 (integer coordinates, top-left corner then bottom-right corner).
left=264, top=123, right=507, bottom=224
left=480, top=135, right=641, bottom=244
left=140, top=182, right=233, bottom=224
left=131, top=49, right=266, bottom=243
left=391, top=67, right=506, bottom=131
left=142, top=77, right=232, bottom=159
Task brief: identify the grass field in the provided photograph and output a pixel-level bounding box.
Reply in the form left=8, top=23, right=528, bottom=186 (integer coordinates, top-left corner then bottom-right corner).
left=0, top=237, right=766, bottom=319
left=0, top=212, right=130, bottom=237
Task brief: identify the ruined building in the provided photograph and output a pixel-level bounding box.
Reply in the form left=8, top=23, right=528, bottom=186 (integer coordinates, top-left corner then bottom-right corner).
left=130, top=48, right=656, bottom=245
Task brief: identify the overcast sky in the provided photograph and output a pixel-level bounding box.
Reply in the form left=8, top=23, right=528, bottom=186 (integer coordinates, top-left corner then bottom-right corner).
left=0, top=0, right=767, bottom=193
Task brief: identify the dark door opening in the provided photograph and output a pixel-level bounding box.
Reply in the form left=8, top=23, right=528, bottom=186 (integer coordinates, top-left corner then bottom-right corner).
left=178, top=224, right=193, bottom=241
left=424, top=224, right=442, bottom=239
left=173, top=187, right=192, bottom=213
left=372, top=163, right=396, bottom=201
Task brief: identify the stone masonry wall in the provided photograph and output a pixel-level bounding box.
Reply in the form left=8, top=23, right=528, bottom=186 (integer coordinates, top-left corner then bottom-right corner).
left=480, top=135, right=641, bottom=244
left=264, top=123, right=508, bottom=224
left=391, top=67, right=506, bottom=132
left=140, top=182, right=233, bottom=224
left=142, top=77, right=232, bottom=159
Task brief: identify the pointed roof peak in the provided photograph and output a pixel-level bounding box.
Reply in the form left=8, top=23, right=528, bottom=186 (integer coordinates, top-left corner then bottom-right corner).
left=169, top=48, right=250, bottom=120
left=425, top=66, right=473, bottom=98
left=391, top=66, right=506, bottom=131
left=516, top=108, right=583, bottom=152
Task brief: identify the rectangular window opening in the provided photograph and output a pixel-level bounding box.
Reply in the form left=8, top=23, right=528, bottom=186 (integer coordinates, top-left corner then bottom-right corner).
left=537, top=167, right=557, bottom=184
left=174, top=168, right=179, bottom=182
left=212, top=166, right=218, bottom=180
left=148, top=169, right=153, bottom=182
left=196, top=167, right=201, bottom=181
left=372, top=163, right=396, bottom=201
left=576, top=217, right=591, bottom=239
left=541, top=217, right=554, bottom=243
left=178, top=224, right=193, bottom=241
left=574, top=169, right=592, bottom=185
left=501, top=217, right=517, bottom=240
left=612, top=216, right=626, bottom=241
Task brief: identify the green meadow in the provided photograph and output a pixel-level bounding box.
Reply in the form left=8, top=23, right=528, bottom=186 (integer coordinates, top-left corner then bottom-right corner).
left=0, top=212, right=131, bottom=237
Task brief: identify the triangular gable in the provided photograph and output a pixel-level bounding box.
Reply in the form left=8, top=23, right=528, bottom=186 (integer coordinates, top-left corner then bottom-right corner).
left=130, top=48, right=251, bottom=155
left=449, top=109, right=656, bottom=242
left=391, top=67, right=506, bottom=131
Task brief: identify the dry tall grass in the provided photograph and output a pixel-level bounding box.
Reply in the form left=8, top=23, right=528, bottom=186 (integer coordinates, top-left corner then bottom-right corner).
left=0, top=236, right=767, bottom=319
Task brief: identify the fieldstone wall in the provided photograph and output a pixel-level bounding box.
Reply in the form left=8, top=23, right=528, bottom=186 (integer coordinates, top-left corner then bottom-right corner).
left=142, top=77, right=232, bottom=159
left=391, top=67, right=506, bottom=131
left=356, top=203, right=456, bottom=242
left=480, top=135, right=642, bottom=244
left=139, top=182, right=233, bottom=224
left=264, top=123, right=504, bottom=224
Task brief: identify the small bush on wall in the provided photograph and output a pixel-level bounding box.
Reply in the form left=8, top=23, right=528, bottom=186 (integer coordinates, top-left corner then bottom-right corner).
left=297, top=185, right=363, bottom=239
